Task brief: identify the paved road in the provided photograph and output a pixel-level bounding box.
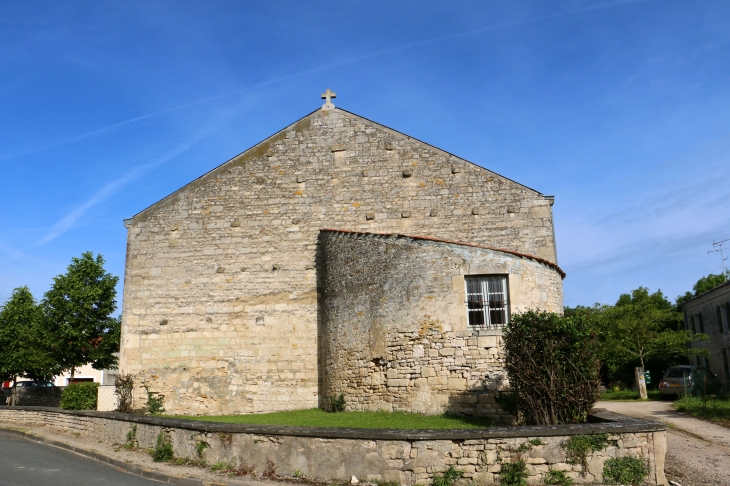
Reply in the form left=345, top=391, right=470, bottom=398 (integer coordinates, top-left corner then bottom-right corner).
left=0, top=430, right=161, bottom=486
left=598, top=400, right=730, bottom=486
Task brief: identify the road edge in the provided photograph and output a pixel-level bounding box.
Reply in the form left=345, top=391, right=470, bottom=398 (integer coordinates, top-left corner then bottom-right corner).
left=0, top=426, right=227, bottom=486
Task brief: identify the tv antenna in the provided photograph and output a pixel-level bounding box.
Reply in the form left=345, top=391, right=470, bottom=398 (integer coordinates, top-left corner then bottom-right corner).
left=709, top=238, right=730, bottom=281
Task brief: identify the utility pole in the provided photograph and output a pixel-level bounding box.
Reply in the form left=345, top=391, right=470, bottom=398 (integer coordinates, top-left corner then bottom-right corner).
left=709, top=238, right=730, bottom=281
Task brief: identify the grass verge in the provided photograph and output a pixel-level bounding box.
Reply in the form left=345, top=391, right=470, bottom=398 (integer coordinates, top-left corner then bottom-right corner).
left=673, top=396, right=730, bottom=427
left=167, top=409, right=494, bottom=429
left=599, top=390, right=662, bottom=401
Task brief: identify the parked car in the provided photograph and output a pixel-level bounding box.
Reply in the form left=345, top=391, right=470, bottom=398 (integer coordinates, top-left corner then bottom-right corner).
left=658, top=365, right=721, bottom=398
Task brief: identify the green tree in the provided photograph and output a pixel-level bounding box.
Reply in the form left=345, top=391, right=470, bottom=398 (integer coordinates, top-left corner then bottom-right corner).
left=598, top=287, right=707, bottom=371
left=676, top=271, right=730, bottom=307
left=42, top=252, right=121, bottom=381
left=693, top=271, right=729, bottom=295
left=0, top=287, right=60, bottom=405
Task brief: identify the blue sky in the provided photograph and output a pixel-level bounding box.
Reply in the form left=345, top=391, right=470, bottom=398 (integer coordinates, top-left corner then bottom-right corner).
left=1, top=0, right=729, bottom=310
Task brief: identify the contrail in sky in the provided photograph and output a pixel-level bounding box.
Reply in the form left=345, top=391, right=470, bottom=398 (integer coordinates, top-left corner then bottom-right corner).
left=37, top=128, right=215, bottom=245
left=1, top=0, right=647, bottom=164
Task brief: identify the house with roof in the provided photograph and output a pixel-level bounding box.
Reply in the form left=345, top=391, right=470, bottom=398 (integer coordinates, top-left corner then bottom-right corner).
left=683, top=280, right=730, bottom=389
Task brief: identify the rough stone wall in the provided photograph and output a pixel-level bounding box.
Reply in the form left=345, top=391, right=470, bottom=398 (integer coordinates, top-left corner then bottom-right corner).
left=319, top=230, right=564, bottom=420
left=0, top=387, right=63, bottom=407
left=0, top=409, right=667, bottom=485
left=120, top=107, right=560, bottom=415
left=684, top=282, right=730, bottom=383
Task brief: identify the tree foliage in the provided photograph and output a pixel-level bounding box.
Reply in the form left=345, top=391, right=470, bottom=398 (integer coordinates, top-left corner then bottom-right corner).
left=599, top=287, right=707, bottom=370
left=0, top=287, right=60, bottom=387
left=676, top=270, right=730, bottom=307
left=567, top=287, right=709, bottom=386
left=503, top=311, right=601, bottom=425
left=692, top=271, right=729, bottom=295
left=41, top=252, right=120, bottom=379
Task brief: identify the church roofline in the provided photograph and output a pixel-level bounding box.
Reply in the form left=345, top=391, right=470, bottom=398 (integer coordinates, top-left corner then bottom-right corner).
left=320, top=228, right=566, bottom=279
left=125, top=106, right=550, bottom=224
left=125, top=107, right=322, bottom=223
left=335, top=107, right=546, bottom=197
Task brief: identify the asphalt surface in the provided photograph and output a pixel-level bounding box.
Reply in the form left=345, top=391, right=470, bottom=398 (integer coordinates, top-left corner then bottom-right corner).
left=0, top=430, right=161, bottom=486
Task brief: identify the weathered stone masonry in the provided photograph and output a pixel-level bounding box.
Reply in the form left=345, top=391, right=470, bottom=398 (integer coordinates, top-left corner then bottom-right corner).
left=0, top=407, right=668, bottom=485
left=319, top=230, right=563, bottom=420
left=120, top=105, right=562, bottom=415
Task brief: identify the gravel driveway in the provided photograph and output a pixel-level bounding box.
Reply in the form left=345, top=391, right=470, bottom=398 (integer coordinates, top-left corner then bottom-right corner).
left=597, top=400, right=730, bottom=486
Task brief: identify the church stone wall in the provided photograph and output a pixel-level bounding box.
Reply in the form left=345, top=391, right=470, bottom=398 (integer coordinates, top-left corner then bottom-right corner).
left=120, top=108, right=560, bottom=415
left=319, top=230, right=563, bottom=421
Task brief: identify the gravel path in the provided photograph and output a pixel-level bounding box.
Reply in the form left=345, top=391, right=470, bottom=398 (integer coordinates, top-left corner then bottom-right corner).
left=597, top=400, right=730, bottom=486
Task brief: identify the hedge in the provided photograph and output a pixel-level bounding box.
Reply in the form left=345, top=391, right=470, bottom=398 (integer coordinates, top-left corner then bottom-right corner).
left=60, top=382, right=99, bottom=410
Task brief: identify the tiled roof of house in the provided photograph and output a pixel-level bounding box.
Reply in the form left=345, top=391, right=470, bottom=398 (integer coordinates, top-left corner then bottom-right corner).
left=320, top=228, right=566, bottom=279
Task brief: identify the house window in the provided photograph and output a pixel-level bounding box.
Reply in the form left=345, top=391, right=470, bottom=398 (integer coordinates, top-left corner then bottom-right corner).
left=723, top=349, right=730, bottom=380
left=695, top=313, right=704, bottom=333
left=718, top=307, right=724, bottom=333
left=465, top=275, right=509, bottom=329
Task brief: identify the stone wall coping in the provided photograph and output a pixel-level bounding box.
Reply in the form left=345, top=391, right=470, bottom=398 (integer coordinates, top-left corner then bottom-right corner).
left=0, top=406, right=664, bottom=440
left=320, top=228, right=566, bottom=279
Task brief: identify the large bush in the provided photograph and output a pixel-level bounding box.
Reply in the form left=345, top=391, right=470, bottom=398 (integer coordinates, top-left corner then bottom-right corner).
left=60, top=382, right=99, bottom=410
left=503, top=311, right=600, bottom=425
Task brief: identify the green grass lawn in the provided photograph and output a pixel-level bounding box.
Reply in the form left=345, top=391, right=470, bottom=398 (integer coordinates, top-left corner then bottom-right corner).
left=673, top=396, right=730, bottom=427
left=599, top=389, right=662, bottom=401
left=167, top=408, right=495, bottom=429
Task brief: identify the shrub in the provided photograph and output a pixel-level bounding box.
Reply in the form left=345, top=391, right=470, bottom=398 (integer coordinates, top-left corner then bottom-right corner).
left=329, top=393, right=346, bottom=412
left=499, top=459, right=528, bottom=486
left=602, top=456, right=649, bottom=485
left=143, top=385, right=165, bottom=415
left=432, top=466, right=464, bottom=486
left=114, top=373, right=135, bottom=413
left=152, top=432, right=174, bottom=462
left=544, top=469, right=573, bottom=486
left=125, top=424, right=137, bottom=449
left=196, top=440, right=207, bottom=459
left=60, top=382, right=99, bottom=410
left=564, top=434, right=608, bottom=471
left=503, top=311, right=600, bottom=425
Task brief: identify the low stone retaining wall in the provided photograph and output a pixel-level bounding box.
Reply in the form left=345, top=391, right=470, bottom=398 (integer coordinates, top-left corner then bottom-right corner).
left=0, top=387, right=63, bottom=407
left=0, top=407, right=667, bottom=485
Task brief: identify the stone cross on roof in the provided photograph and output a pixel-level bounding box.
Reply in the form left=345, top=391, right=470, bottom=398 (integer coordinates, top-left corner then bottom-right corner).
left=321, top=89, right=336, bottom=111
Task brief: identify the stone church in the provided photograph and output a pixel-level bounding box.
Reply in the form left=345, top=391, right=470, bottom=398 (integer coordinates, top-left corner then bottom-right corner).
left=119, top=91, right=564, bottom=419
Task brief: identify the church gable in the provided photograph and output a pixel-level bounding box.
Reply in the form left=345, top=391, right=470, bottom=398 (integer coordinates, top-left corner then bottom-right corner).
left=129, top=108, right=551, bottom=254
